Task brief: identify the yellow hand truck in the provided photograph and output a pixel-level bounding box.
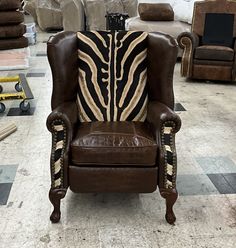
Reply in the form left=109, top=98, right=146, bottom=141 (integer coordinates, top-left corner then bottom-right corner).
left=0, top=74, right=34, bottom=113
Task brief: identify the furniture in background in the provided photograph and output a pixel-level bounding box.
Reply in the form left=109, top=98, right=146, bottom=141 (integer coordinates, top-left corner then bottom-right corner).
left=82, top=0, right=137, bottom=31
left=24, top=0, right=138, bottom=32
left=126, top=18, right=190, bottom=57
left=0, top=0, right=29, bottom=70
left=0, top=0, right=28, bottom=50
left=178, top=0, right=236, bottom=81
left=126, top=0, right=201, bottom=57
left=47, top=30, right=181, bottom=224
left=61, top=0, right=84, bottom=32
left=24, top=0, right=63, bottom=31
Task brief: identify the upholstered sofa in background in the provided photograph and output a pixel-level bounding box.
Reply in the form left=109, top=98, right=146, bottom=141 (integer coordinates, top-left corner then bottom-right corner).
left=178, top=0, right=236, bottom=81
left=126, top=0, right=202, bottom=57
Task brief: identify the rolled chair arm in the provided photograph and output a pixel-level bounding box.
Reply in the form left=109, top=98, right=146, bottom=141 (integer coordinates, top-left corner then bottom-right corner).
left=177, top=32, right=199, bottom=77
left=147, top=101, right=181, bottom=190
left=147, top=101, right=181, bottom=133
left=47, top=101, right=78, bottom=133
left=47, top=101, right=79, bottom=189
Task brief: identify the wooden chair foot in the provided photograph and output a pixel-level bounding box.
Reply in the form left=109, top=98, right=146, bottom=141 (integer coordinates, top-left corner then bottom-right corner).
left=160, top=188, right=178, bottom=225
left=49, top=188, right=67, bottom=223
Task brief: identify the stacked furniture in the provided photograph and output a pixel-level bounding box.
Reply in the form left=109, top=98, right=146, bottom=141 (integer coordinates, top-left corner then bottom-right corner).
left=24, top=0, right=138, bottom=32
left=0, top=0, right=28, bottom=50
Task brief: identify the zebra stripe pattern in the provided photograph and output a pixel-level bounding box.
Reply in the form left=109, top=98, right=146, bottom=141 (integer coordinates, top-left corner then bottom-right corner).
left=50, top=120, right=66, bottom=188
left=161, top=121, right=177, bottom=189
left=77, top=31, right=148, bottom=122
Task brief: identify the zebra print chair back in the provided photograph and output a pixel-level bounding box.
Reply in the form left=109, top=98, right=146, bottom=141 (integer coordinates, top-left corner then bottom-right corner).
left=77, top=31, right=148, bottom=122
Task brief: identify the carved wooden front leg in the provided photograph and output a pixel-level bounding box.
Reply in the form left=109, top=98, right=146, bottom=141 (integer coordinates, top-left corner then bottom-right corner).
left=160, top=188, right=178, bottom=224
left=49, top=188, right=66, bottom=223
left=49, top=120, right=68, bottom=223
left=160, top=121, right=178, bottom=224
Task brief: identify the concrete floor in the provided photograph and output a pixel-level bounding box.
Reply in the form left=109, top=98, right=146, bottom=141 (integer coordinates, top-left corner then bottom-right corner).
left=0, top=27, right=236, bottom=247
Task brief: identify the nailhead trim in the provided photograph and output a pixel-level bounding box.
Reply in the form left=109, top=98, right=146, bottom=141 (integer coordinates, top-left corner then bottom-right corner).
left=161, top=121, right=177, bottom=189
left=50, top=119, right=67, bottom=189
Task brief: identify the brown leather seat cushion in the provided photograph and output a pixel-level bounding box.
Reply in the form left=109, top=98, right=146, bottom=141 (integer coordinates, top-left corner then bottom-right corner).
left=0, top=11, right=24, bottom=25
left=0, top=37, right=28, bottom=50
left=194, top=45, right=234, bottom=61
left=0, top=24, right=26, bottom=38
left=0, top=0, right=21, bottom=11
left=71, top=122, right=158, bottom=166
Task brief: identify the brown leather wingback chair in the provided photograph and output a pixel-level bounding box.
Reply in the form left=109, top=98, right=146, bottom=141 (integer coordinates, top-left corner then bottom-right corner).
left=47, top=30, right=181, bottom=224
left=178, top=0, right=236, bottom=81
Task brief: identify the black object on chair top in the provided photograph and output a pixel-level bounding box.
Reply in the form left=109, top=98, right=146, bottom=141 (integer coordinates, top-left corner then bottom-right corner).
left=202, top=13, right=234, bottom=47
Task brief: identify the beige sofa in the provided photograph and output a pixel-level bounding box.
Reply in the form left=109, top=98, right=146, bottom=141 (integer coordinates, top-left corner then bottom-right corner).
left=125, top=0, right=202, bottom=57
left=126, top=16, right=191, bottom=57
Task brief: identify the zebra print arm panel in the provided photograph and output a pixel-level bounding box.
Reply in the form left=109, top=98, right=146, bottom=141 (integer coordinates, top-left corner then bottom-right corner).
left=146, top=101, right=181, bottom=189
left=50, top=120, right=67, bottom=189
left=161, top=121, right=177, bottom=189
left=47, top=102, right=78, bottom=189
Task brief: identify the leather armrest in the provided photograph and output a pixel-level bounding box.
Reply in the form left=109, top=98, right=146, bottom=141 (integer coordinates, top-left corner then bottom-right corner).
left=47, top=101, right=78, bottom=189
left=147, top=101, right=181, bottom=134
left=147, top=101, right=181, bottom=190
left=177, top=32, right=199, bottom=50
left=177, top=32, right=199, bottom=77
left=47, top=101, right=78, bottom=137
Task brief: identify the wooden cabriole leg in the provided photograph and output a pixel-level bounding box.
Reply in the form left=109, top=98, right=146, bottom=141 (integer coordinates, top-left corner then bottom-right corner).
left=160, top=188, right=178, bottom=225
left=49, top=188, right=67, bottom=223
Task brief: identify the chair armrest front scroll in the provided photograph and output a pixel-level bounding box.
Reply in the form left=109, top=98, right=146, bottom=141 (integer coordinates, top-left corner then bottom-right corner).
left=47, top=101, right=79, bottom=189
left=177, top=32, right=199, bottom=77
left=147, top=101, right=181, bottom=190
